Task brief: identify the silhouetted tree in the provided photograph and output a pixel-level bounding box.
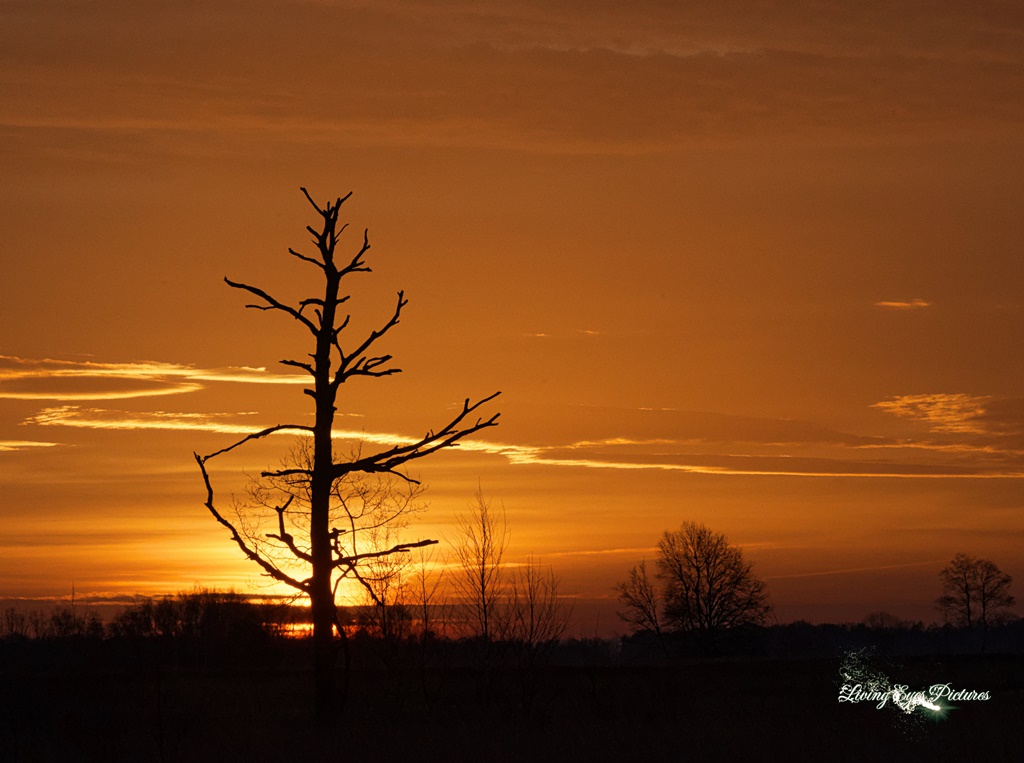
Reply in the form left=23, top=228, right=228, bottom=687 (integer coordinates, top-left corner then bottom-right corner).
left=2, top=607, right=28, bottom=639
left=937, top=553, right=1015, bottom=630
left=450, top=485, right=510, bottom=642
left=409, top=545, right=449, bottom=709
left=506, top=555, right=571, bottom=713
left=411, top=545, right=448, bottom=640
left=195, top=189, right=500, bottom=719
left=48, top=606, right=103, bottom=639
left=508, top=555, right=570, bottom=665
left=619, top=522, right=770, bottom=654
left=615, top=560, right=667, bottom=654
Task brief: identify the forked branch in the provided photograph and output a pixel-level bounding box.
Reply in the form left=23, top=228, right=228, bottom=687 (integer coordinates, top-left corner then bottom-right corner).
left=334, top=291, right=408, bottom=387
left=266, top=495, right=314, bottom=563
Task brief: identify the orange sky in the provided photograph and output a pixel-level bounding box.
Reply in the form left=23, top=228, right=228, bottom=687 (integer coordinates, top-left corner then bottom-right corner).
left=2, top=1, right=1023, bottom=631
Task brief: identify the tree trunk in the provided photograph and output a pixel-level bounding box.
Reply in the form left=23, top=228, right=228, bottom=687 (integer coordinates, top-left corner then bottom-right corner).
left=310, top=260, right=343, bottom=722
left=311, top=576, right=337, bottom=721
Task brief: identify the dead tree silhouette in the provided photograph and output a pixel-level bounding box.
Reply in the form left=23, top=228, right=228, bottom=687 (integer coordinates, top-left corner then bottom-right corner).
left=195, top=188, right=500, bottom=721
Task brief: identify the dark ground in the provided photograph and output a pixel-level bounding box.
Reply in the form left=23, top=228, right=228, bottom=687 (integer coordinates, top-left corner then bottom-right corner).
left=1, top=646, right=1021, bottom=762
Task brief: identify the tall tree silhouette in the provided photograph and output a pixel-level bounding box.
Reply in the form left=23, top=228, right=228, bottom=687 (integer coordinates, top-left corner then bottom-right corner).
left=657, top=522, right=771, bottom=648
left=618, top=522, right=770, bottom=654
left=451, top=485, right=510, bottom=643
left=195, top=188, right=500, bottom=719
left=937, top=553, right=1015, bottom=630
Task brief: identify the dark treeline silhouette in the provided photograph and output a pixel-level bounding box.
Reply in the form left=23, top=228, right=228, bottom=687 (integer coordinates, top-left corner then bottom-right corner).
left=619, top=617, right=1024, bottom=661
left=4, top=590, right=1023, bottom=666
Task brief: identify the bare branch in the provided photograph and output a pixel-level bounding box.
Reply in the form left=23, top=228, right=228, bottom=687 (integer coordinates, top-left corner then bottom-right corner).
left=224, top=278, right=318, bottom=336
left=335, top=229, right=372, bottom=279
left=346, top=566, right=385, bottom=608
left=300, top=186, right=350, bottom=218
left=335, top=538, right=439, bottom=569
left=288, top=247, right=325, bottom=270
left=279, top=358, right=315, bottom=376
left=201, top=424, right=313, bottom=461
left=346, top=355, right=402, bottom=379
left=195, top=453, right=310, bottom=592
left=261, top=467, right=313, bottom=479
left=266, top=495, right=314, bottom=563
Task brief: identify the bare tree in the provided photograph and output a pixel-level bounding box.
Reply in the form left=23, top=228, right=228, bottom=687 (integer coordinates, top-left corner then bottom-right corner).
left=195, top=189, right=500, bottom=718
left=937, top=553, right=1015, bottom=630
left=2, top=607, right=28, bottom=639
left=615, top=560, right=666, bottom=653
left=449, top=488, right=570, bottom=709
left=507, top=555, right=571, bottom=712
left=618, top=522, right=770, bottom=653
left=658, top=522, right=771, bottom=640
left=410, top=546, right=450, bottom=709
left=411, top=545, right=448, bottom=640
left=508, top=555, right=571, bottom=660
left=450, top=485, right=510, bottom=642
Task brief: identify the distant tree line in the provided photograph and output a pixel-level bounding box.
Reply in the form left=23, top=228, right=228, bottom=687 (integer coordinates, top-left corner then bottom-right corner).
left=1, top=527, right=1017, bottom=672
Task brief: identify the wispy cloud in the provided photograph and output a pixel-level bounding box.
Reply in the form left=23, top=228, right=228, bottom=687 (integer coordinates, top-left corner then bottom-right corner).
left=0, top=440, right=60, bottom=452
left=520, top=329, right=604, bottom=339
left=871, top=394, right=1024, bottom=460
left=548, top=547, right=657, bottom=558
left=504, top=450, right=1023, bottom=479
left=872, top=393, right=990, bottom=434
left=0, top=355, right=306, bottom=401
left=764, top=559, right=946, bottom=581
left=21, top=405, right=513, bottom=453
left=24, top=407, right=265, bottom=435
left=874, top=298, right=932, bottom=310
left=565, top=437, right=680, bottom=449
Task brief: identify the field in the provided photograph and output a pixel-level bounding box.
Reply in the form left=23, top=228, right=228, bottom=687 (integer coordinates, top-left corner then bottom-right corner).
left=2, top=640, right=1021, bottom=762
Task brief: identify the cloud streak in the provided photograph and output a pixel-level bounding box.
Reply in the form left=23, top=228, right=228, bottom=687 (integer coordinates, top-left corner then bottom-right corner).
left=0, top=356, right=306, bottom=401
left=0, top=440, right=60, bottom=453
left=875, top=299, right=932, bottom=310
left=764, top=559, right=947, bottom=581
left=24, top=406, right=1024, bottom=480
